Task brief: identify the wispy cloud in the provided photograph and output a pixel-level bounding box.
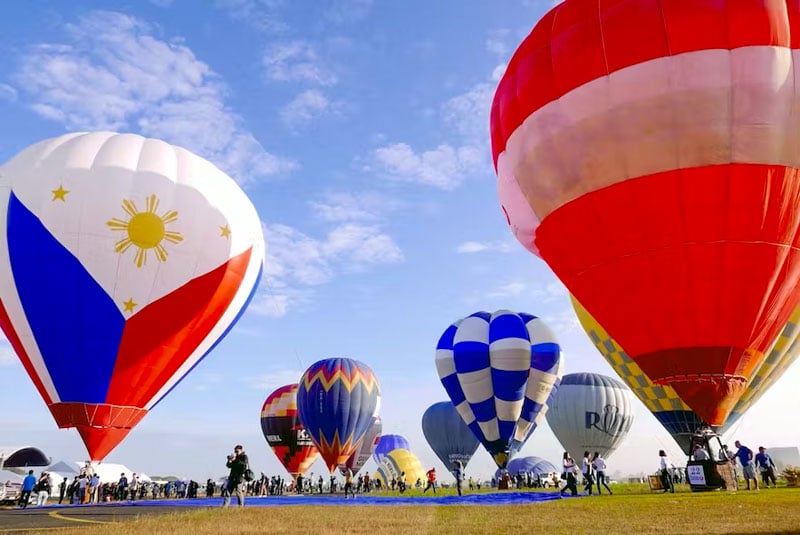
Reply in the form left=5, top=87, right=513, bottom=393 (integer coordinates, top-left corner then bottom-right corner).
left=12, top=11, right=295, bottom=185
left=365, top=79, right=494, bottom=190
left=0, top=332, right=16, bottom=367
left=215, top=0, right=289, bottom=33
left=280, top=89, right=342, bottom=130
left=263, top=41, right=337, bottom=86
left=486, top=29, right=511, bottom=57
left=366, top=143, right=483, bottom=190
left=247, top=367, right=307, bottom=391
left=464, top=280, right=568, bottom=306
left=310, top=191, right=402, bottom=222
left=0, top=83, right=17, bottom=102
left=323, top=0, right=374, bottom=24
left=456, top=240, right=516, bottom=254
left=487, top=282, right=528, bottom=298
left=252, top=220, right=403, bottom=317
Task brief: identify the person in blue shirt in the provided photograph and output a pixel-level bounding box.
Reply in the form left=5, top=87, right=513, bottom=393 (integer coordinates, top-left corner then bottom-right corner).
left=734, top=440, right=759, bottom=491
left=755, top=446, right=778, bottom=488
left=18, top=470, right=36, bottom=509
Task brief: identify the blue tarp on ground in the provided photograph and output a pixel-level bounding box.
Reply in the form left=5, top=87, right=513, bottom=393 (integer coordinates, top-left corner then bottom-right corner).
left=56, top=491, right=570, bottom=508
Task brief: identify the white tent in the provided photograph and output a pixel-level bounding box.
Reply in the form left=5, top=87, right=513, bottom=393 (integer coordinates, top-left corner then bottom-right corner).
left=73, top=462, right=152, bottom=484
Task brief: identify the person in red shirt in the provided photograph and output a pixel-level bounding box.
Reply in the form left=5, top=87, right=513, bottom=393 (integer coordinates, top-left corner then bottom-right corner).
left=423, top=468, right=437, bottom=493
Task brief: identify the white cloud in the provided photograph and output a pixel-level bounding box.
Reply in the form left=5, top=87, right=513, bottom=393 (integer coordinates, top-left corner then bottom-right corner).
left=323, top=0, right=374, bottom=24
left=487, top=282, right=527, bottom=298
left=0, top=83, right=17, bottom=102
left=309, top=191, right=401, bottom=222
left=456, top=240, right=516, bottom=254
left=367, top=142, right=483, bottom=190
left=0, top=334, right=16, bottom=367
left=247, top=368, right=307, bottom=391
left=13, top=11, right=295, bottom=185
left=252, top=220, right=403, bottom=316
left=215, top=0, right=289, bottom=32
left=263, top=41, right=337, bottom=86
left=366, top=80, right=494, bottom=190
left=280, top=89, right=342, bottom=130
left=486, top=29, right=511, bottom=57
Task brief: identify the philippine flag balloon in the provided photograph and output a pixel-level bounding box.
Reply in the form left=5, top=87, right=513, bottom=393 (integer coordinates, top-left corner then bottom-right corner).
left=0, top=132, right=264, bottom=460
left=260, top=384, right=320, bottom=479
left=435, top=310, right=563, bottom=468
left=491, top=0, right=800, bottom=427
left=297, top=357, right=381, bottom=474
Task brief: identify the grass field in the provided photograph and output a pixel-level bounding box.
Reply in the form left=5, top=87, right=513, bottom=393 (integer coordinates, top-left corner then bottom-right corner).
left=22, top=484, right=800, bottom=534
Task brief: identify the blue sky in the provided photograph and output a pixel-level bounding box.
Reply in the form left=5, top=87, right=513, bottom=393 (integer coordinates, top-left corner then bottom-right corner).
left=1, top=0, right=798, bottom=482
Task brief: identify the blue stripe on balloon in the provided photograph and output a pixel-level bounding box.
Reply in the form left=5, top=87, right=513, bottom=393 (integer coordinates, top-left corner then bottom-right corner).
left=440, top=373, right=466, bottom=406
left=531, top=344, right=560, bottom=372
left=467, top=421, right=485, bottom=444
left=653, top=410, right=704, bottom=435
left=488, top=312, right=529, bottom=343
left=519, top=399, right=545, bottom=424
left=517, top=312, right=538, bottom=324
left=453, top=341, right=489, bottom=373
left=436, top=323, right=458, bottom=350
left=7, top=193, right=123, bottom=404
left=490, top=369, right=527, bottom=402
left=497, top=419, right=515, bottom=441
left=471, top=397, right=495, bottom=422
left=468, top=311, right=492, bottom=322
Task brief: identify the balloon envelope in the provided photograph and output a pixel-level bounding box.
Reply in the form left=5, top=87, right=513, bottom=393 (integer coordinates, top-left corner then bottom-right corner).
left=339, top=416, right=382, bottom=476
left=0, top=132, right=264, bottom=460
left=421, top=401, right=479, bottom=475
left=435, top=310, right=563, bottom=468
left=260, top=384, right=319, bottom=478
left=296, top=357, right=381, bottom=473
left=491, top=0, right=800, bottom=427
left=494, top=456, right=558, bottom=481
left=572, top=297, right=800, bottom=454
left=374, top=448, right=425, bottom=487
left=545, top=373, right=634, bottom=460
left=373, top=434, right=410, bottom=466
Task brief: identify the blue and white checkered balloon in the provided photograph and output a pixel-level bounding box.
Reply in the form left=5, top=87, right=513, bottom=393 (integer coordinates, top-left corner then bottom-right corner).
left=435, top=310, right=563, bottom=468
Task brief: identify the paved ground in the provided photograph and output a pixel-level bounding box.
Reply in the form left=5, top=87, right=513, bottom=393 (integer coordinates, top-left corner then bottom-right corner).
left=0, top=504, right=195, bottom=533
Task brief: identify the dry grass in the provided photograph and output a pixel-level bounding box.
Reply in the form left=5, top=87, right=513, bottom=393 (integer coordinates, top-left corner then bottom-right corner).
left=24, top=486, right=800, bottom=535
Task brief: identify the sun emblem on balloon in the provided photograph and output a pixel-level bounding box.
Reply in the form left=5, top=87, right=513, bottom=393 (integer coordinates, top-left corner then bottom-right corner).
left=107, top=194, right=183, bottom=268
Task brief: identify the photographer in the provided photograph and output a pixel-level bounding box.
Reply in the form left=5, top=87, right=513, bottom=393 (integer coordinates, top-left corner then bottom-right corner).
left=223, top=444, right=249, bottom=507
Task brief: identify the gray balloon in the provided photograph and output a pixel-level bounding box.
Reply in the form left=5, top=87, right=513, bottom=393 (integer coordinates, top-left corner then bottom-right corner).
left=422, top=401, right=480, bottom=476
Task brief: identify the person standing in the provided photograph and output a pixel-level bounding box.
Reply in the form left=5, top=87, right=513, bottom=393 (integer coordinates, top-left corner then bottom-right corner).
left=18, top=470, right=36, bottom=509
left=223, top=444, right=249, bottom=507
left=58, top=477, right=68, bottom=504
left=423, top=467, right=437, bottom=493
left=582, top=451, right=595, bottom=495
left=734, top=440, right=759, bottom=491
left=35, top=472, right=51, bottom=506
left=344, top=468, right=355, bottom=499
left=453, top=460, right=464, bottom=497
left=560, top=452, right=578, bottom=497
left=659, top=450, right=674, bottom=493
left=755, top=446, right=778, bottom=488
left=592, top=452, right=613, bottom=495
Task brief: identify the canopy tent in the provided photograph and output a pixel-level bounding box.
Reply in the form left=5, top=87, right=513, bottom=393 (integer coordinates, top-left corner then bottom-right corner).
left=0, top=447, right=50, bottom=468
left=72, top=462, right=152, bottom=484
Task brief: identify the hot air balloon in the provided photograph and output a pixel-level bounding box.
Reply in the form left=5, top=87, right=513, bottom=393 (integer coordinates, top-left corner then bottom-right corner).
left=260, top=384, right=319, bottom=479
left=0, top=132, right=264, bottom=460
left=435, top=310, right=563, bottom=468
left=339, top=416, right=382, bottom=476
left=421, top=401, right=479, bottom=475
left=491, top=0, right=800, bottom=428
left=373, top=434, right=410, bottom=466
left=296, top=357, right=381, bottom=473
left=572, top=297, right=800, bottom=454
left=374, top=448, right=426, bottom=489
left=545, top=373, right=634, bottom=460
left=494, top=456, right=559, bottom=482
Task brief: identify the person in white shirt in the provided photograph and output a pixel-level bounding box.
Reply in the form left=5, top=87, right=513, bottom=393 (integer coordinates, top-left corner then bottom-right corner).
left=560, top=452, right=578, bottom=496
left=659, top=450, right=674, bottom=493
left=592, top=452, right=613, bottom=494
left=693, top=444, right=710, bottom=461
left=582, top=451, right=595, bottom=495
